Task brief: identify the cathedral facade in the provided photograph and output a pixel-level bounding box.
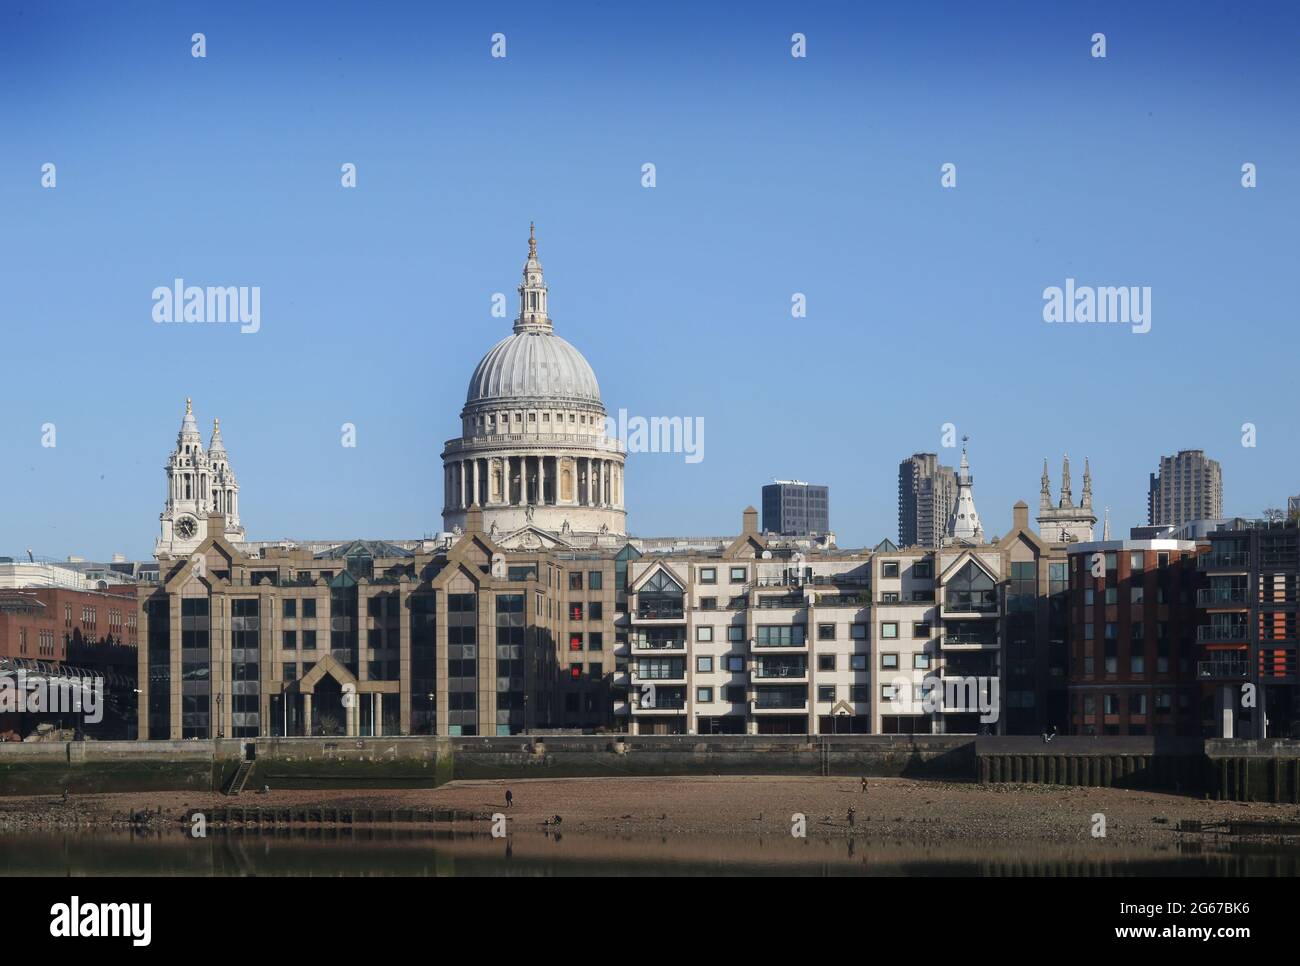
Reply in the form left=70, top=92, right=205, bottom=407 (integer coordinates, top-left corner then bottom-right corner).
left=441, top=226, right=628, bottom=545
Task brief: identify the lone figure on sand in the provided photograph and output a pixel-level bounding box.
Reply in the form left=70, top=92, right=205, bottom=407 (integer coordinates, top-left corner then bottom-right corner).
left=847, top=806, right=856, bottom=828
left=505, top=789, right=514, bottom=808
left=860, top=777, right=868, bottom=794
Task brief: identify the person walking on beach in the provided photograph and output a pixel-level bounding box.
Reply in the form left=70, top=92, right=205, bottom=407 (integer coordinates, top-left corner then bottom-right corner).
left=847, top=806, right=856, bottom=829
left=860, top=777, right=868, bottom=794
left=505, top=788, right=514, bottom=808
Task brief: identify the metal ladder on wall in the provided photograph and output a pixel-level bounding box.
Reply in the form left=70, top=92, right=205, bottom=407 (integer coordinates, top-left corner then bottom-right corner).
left=225, top=759, right=255, bottom=797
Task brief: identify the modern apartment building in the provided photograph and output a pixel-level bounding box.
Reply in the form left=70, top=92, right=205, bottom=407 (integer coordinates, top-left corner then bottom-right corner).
left=898, top=453, right=955, bottom=549
left=1066, top=535, right=1202, bottom=736
left=761, top=480, right=830, bottom=536
left=1196, top=520, right=1300, bottom=738
left=622, top=501, right=1065, bottom=737
left=1148, top=450, right=1223, bottom=527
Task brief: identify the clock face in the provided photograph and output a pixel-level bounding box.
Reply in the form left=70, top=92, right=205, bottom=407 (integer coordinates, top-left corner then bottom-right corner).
left=176, top=517, right=197, bottom=539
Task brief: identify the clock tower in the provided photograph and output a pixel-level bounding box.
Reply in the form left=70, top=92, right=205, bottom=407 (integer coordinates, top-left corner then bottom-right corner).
left=155, top=398, right=245, bottom=559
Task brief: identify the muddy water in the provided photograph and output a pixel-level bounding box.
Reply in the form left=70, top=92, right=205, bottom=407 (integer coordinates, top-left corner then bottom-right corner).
left=0, top=828, right=1296, bottom=876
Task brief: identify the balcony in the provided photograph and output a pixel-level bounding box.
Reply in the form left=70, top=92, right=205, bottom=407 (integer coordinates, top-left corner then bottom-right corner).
left=631, top=669, right=687, bottom=686
left=751, top=663, right=809, bottom=683
left=750, top=636, right=809, bottom=652
left=940, top=597, right=999, bottom=620
left=749, top=698, right=809, bottom=714
left=755, top=594, right=805, bottom=610
left=631, top=636, right=685, bottom=652
left=1197, top=551, right=1249, bottom=571
left=814, top=593, right=870, bottom=608
left=1197, top=588, right=1248, bottom=607
left=1197, top=660, right=1248, bottom=679
left=631, top=705, right=687, bottom=715
left=634, top=603, right=685, bottom=622
left=631, top=691, right=687, bottom=714
left=1197, top=624, right=1248, bottom=643
left=940, top=629, right=1000, bottom=650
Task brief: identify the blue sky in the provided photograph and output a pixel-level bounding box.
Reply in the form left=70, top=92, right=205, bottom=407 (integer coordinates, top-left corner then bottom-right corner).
left=1, top=0, right=1297, bottom=560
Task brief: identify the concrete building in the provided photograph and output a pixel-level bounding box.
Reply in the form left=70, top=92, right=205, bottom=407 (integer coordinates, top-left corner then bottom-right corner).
left=1037, top=455, right=1096, bottom=543
left=898, top=453, right=955, bottom=549
left=1148, top=449, right=1223, bottom=528
left=1065, top=534, right=1201, bottom=736
left=136, top=512, right=618, bottom=740
left=761, top=480, right=830, bottom=536
left=441, top=225, right=627, bottom=540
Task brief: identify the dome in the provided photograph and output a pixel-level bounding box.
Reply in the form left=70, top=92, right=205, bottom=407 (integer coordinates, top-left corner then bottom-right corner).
left=465, top=330, right=603, bottom=409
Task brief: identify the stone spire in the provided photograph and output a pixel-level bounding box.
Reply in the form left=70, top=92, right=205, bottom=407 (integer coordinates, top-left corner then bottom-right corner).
left=947, top=438, right=984, bottom=543
left=1082, top=457, right=1093, bottom=510
left=1040, top=459, right=1052, bottom=512
left=514, top=221, right=552, bottom=334
left=1103, top=506, right=1111, bottom=540
left=208, top=417, right=226, bottom=458
left=1058, top=454, right=1073, bottom=507
left=178, top=396, right=201, bottom=447
left=207, top=417, right=242, bottom=535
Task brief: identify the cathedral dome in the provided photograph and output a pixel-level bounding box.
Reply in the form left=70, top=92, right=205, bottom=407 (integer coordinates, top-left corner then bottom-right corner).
left=466, top=330, right=603, bottom=409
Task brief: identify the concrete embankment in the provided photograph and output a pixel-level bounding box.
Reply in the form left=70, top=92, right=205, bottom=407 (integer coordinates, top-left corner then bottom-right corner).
left=2, top=734, right=1299, bottom=801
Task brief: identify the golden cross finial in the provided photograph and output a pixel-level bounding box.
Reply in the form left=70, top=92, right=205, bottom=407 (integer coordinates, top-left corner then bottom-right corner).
left=528, top=221, right=536, bottom=258
left=186, top=397, right=192, bottom=414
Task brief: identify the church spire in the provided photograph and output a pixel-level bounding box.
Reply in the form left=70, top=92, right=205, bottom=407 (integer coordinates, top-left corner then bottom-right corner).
left=1058, top=454, right=1073, bottom=508
left=208, top=417, right=226, bottom=457
left=514, top=221, right=552, bottom=334
left=1040, top=459, right=1052, bottom=512
left=1082, top=457, right=1093, bottom=510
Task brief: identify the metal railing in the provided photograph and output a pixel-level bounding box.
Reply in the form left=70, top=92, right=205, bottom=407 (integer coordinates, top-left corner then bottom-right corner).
left=1197, top=588, right=1248, bottom=606
left=1197, top=660, right=1248, bottom=679
left=1197, top=552, right=1250, bottom=570
left=1197, top=625, right=1248, bottom=642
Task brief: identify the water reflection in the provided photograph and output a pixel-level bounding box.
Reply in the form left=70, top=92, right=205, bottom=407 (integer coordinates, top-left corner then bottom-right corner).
left=0, top=828, right=1295, bottom=877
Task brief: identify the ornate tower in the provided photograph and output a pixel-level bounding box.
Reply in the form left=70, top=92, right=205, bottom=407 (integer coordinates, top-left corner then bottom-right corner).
left=155, top=399, right=245, bottom=559
left=1036, top=454, right=1097, bottom=543
left=207, top=417, right=244, bottom=541
left=946, top=438, right=984, bottom=544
